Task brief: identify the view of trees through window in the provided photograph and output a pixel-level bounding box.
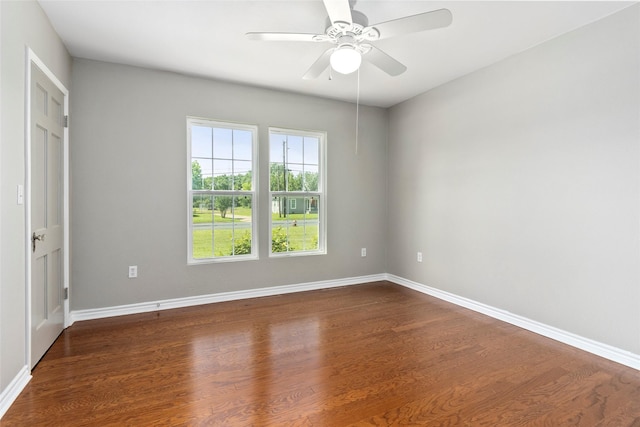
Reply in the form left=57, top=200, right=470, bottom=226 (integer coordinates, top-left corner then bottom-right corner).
left=192, top=160, right=252, bottom=218
left=269, top=129, right=324, bottom=255
left=189, top=119, right=256, bottom=261
left=188, top=119, right=325, bottom=262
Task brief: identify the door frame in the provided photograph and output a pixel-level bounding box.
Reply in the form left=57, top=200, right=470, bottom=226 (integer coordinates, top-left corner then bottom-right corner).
left=25, top=48, right=70, bottom=369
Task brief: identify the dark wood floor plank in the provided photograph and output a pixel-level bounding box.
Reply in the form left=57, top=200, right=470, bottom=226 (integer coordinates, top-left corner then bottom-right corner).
left=2, top=281, right=639, bottom=426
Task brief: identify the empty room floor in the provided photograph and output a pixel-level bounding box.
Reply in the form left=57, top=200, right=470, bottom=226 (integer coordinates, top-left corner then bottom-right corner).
left=2, top=281, right=639, bottom=425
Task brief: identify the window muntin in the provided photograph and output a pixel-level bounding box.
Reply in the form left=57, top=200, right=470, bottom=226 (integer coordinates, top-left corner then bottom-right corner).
left=269, top=128, right=325, bottom=256
left=188, top=118, right=257, bottom=263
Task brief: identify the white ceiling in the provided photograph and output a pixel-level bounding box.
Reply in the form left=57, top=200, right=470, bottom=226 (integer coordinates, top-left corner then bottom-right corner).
left=38, top=0, right=634, bottom=108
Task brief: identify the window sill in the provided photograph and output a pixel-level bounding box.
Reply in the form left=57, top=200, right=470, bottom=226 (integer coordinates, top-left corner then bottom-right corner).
left=188, top=255, right=259, bottom=265
left=269, top=250, right=326, bottom=259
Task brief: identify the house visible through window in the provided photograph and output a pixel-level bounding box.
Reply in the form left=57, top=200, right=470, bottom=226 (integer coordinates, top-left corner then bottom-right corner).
left=269, top=127, right=326, bottom=256
left=188, top=118, right=257, bottom=262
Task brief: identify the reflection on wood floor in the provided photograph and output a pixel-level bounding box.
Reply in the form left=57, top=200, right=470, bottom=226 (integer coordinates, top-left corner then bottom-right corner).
left=2, top=281, right=639, bottom=425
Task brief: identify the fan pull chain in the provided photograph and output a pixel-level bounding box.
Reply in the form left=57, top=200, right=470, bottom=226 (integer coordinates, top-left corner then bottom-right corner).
left=355, top=67, right=360, bottom=155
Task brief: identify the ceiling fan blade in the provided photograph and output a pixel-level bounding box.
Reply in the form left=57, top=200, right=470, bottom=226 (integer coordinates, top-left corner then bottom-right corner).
left=322, top=0, right=352, bottom=25
left=303, top=48, right=334, bottom=80
left=246, top=32, right=321, bottom=42
left=364, top=46, right=407, bottom=76
left=372, top=8, right=452, bottom=40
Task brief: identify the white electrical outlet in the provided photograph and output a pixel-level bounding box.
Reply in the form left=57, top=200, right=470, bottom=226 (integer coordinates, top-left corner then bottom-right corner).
left=128, top=265, right=138, bottom=278
left=361, top=248, right=367, bottom=257
left=417, top=252, right=423, bottom=262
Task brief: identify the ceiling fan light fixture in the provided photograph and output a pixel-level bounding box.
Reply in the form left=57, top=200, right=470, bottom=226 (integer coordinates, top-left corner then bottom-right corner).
left=330, top=46, right=362, bottom=74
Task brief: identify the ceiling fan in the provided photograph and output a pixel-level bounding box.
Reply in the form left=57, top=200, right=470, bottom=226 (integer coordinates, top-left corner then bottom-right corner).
left=246, top=0, right=452, bottom=79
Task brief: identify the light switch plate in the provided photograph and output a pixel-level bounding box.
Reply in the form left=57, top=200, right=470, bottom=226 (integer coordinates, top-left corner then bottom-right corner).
left=17, top=185, right=24, bottom=205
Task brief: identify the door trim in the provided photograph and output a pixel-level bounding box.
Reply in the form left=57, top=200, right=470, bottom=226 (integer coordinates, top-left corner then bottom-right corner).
left=25, top=48, right=70, bottom=369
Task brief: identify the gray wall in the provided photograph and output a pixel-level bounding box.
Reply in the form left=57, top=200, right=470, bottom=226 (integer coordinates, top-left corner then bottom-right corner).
left=2, top=0, right=638, bottom=408
left=0, top=0, right=71, bottom=392
left=70, top=59, right=388, bottom=310
left=388, top=5, right=640, bottom=354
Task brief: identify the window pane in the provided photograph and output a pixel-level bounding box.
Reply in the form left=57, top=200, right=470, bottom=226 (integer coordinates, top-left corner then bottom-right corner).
left=287, top=135, right=304, bottom=164
left=233, top=130, right=252, bottom=161
left=233, top=160, right=252, bottom=190
left=271, top=195, right=293, bottom=253
left=271, top=195, right=287, bottom=219
left=270, top=133, right=320, bottom=193
left=303, top=137, right=319, bottom=165
left=213, top=128, right=232, bottom=159
left=212, top=195, right=233, bottom=256
left=233, top=159, right=252, bottom=175
left=269, top=162, right=285, bottom=191
left=192, top=194, right=213, bottom=259
left=300, top=196, right=320, bottom=251
left=270, top=134, right=285, bottom=162
left=192, top=159, right=212, bottom=190
left=191, top=126, right=212, bottom=158
left=213, top=196, right=253, bottom=256
left=303, top=165, right=319, bottom=191
left=271, top=196, right=319, bottom=253
left=232, top=195, right=252, bottom=255
left=288, top=169, right=303, bottom=191
left=213, top=160, right=232, bottom=190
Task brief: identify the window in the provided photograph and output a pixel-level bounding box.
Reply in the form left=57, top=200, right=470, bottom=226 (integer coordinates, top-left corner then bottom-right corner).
left=269, top=127, right=326, bottom=256
left=188, top=118, right=257, bottom=262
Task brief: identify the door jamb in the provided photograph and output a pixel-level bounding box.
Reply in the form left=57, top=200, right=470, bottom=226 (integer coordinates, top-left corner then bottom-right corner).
left=25, top=48, right=70, bottom=370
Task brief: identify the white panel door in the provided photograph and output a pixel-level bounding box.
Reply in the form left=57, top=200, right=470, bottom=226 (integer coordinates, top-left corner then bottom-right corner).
left=30, top=63, right=65, bottom=368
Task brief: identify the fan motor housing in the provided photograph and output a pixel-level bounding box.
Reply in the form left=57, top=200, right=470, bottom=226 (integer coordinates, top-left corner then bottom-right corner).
left=326, top=22, right=379, bottom=43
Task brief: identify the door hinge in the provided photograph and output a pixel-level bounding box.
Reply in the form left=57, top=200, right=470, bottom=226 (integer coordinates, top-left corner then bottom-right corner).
left=64, top=287, right=69, bottom=300
left=63, top=115, right=69, bottom=128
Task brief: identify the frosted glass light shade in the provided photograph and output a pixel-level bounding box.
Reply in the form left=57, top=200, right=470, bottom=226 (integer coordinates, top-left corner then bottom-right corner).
left=330, top=47, right=362, bottom=74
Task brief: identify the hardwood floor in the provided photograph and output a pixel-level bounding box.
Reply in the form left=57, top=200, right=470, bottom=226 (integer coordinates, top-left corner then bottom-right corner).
left=2, top=281, right=639, bottom=426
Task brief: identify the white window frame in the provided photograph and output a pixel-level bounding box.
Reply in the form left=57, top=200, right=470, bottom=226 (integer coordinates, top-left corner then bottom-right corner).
left=187, top=117, right=258, bottom=264
left=269, top=127, right=326, bottom=257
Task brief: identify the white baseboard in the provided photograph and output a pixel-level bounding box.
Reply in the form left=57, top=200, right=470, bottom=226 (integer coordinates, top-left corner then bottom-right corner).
left=387, top=274, right=640, bottom=371
left=0, top=365, right=31, bottom=420
left=3, top=274, right=636, bottom=421
left=70, top=274, right=386, bottom=324
left=69, top=272, right=639, bottom=371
